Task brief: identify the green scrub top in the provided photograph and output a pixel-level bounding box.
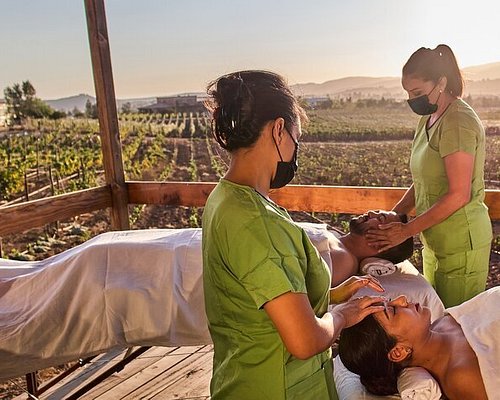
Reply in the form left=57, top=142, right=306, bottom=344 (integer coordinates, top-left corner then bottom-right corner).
left=202, top=179, right=334, bottom=400
left=410, top=98, right=492, bottom=256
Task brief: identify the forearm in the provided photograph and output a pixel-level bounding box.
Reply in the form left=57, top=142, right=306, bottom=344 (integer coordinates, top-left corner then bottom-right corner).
left=392, top=184, right=415, bottom=215
left=264, top=292, right=343, bottom=360
left=288, top=313, right=343, bottom=359
left=405, top=191, right=469, bottom=236
left=311, top=311, right=346, bottom=355
left=407, top=151, right=474, bottom=236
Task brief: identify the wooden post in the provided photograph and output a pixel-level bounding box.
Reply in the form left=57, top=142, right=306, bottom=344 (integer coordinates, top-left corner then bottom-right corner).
left=84, top=0, right=129, bottom=230
left=48, top=165, right=55, bottom=196
left=26, top=372, right=38, bottom=397
left=24, top=172, right=29, bottom=202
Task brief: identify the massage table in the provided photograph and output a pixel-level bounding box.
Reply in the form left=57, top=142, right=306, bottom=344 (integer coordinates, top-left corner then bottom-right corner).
left=0, top=224, right=444, bottom=399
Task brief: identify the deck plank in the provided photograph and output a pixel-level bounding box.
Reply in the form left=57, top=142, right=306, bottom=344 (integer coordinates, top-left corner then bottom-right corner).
left=112, top=346, right=212, bottom=400
left=150, top=350, right=213, bottom=399
left=92, top=346, right=212, bottom=400
left=13, top=345, right=213, bottom=400
left=80, top=347, right=179, bottom=399
left=43, top=348, right=137, bottom=399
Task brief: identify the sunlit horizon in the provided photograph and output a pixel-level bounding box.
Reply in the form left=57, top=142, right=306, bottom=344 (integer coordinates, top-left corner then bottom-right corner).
left=1, top=0, right=500, bottom=99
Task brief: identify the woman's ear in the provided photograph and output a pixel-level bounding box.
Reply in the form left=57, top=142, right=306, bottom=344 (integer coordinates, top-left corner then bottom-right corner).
left=439, top=76, right=448, bottom=93
left=272, top=118, right=285, bottom=143
left=387, top=344, right=412, bottom=363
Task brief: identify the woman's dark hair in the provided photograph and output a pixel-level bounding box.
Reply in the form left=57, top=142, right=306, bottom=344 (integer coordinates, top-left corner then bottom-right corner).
left=205, top=70, right=306, bottom=151
left=378, top=236, right=414, bottom=264
left=339, top=314, right=404, bottom=396
left=402, top=44, right=464, bottom=96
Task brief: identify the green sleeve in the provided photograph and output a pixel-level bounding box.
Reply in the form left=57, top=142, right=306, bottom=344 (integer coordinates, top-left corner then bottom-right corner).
left=439, top=116, right=478, bottom=157
left=227, top=217, right=307, bottom=309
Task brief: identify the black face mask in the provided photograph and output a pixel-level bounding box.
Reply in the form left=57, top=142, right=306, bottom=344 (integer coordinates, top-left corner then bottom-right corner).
left=270, top=129, right=299, bottom=189
left=407, top=82, right=441, bottom=115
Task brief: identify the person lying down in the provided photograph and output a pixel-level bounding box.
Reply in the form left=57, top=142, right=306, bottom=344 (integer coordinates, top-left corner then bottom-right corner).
left=0, top=217, right=414, bottom=382
left=339, top=286, right=500, bottom=400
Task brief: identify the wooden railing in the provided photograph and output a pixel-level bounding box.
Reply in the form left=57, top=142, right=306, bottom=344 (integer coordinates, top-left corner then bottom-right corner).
left=1, top=182, right=499, bottom=237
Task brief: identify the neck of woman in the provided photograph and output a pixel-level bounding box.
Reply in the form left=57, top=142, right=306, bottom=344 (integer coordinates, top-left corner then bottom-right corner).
left=428, top=92, right=457, bottom=127
left=224, top=152, right=272, bottom=198
left=408, top=320, right=457, bottom=383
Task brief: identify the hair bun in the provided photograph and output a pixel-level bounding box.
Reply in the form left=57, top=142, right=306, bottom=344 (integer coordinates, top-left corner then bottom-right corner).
left=217, top=75, right=245, bottom=105
left=205, top=70, right=303, bottom=151
left=360, top=375, right=399, bottom=396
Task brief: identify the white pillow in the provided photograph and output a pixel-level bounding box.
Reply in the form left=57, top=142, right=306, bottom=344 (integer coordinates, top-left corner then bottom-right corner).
left=397, top=367, right=442, bottom=400
left=334, top=357, right=442, bottom=400
left=333, top=355, right=400, bottom=400
left=360, top=257, right=397, bottom=277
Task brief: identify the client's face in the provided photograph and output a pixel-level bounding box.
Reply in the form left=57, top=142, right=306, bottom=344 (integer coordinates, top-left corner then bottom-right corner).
left=349, top=210, right=400, bottom=235
left=373, top=295, right=431, bottom=340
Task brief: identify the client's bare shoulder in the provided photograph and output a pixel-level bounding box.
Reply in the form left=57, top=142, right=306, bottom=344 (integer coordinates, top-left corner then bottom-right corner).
left=435, top=316, right=487, bottom=400
left=442, top=360, right=487, bottom=400
left=328, top=235, right=357, bottom=272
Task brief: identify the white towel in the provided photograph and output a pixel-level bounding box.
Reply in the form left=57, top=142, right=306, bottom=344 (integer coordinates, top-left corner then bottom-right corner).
left=397, top=367, right=442, bottom=400
left=446, top=287, right=500, bottom=399
left=360, top=257, right=397, bottom=277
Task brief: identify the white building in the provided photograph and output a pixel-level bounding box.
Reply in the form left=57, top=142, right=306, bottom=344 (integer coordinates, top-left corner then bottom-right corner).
left=0, top=99, right=7, bottom=127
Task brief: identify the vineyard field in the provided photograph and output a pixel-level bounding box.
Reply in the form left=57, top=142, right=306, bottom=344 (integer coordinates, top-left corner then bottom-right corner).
left=0, top=106, right=499, bottom=398
left=0, top=108, right=499, bottom=280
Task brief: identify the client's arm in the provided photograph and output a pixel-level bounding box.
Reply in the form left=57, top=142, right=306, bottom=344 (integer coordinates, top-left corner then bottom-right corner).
left=330, top=275, right=384, bottom=304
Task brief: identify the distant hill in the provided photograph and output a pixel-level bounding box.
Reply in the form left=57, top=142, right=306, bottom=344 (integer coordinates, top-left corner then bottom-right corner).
left=291, top=76, right=403, bottom=99
left=45, top=94, right=96, bottom=112
left=45, top=94, right=156, bottom=112
left=44, top=62, right=500, bottom=110
left=463, top=62, right=500, bottom=80
left=291, top=62, right=500, bottom=100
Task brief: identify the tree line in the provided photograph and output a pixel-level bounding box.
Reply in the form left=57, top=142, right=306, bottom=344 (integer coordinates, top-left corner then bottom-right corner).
left=3, top=81, right=65, bottom=125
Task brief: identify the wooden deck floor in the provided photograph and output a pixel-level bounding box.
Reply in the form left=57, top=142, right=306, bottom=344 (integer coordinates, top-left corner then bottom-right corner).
left=14, top=345, right=213, bottom=400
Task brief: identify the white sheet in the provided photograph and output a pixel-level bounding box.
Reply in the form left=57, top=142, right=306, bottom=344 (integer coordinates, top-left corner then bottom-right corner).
left=0, top=229, right=210, bottom=380
left=446, top=287, right=500, bottom=399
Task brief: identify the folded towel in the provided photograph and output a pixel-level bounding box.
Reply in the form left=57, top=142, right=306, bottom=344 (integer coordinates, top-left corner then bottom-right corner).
left=360, top=257, right=397, bottom=277
left=397, top=367, right=442, bottom=400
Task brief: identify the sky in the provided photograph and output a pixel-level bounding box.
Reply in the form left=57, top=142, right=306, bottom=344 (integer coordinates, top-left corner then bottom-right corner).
left=1, top=0, right=500, bottom=99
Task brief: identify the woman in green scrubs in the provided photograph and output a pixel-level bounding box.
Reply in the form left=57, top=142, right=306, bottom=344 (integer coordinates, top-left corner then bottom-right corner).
left=366, top=45, right=492, bottom=308
left=202, top=71, right=385, bottom=399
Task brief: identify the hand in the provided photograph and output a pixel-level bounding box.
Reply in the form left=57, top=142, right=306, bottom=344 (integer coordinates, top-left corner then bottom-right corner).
left=330, top=275, right=384, bottom=304
left=331, top=295, right=386, bottom=329
left=365, top=222, right=410, bottom=252
left=366, top=209, right=399, bottom=221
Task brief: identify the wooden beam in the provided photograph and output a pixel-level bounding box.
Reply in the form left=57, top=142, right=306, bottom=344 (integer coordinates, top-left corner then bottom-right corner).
left=126, top=181, right=500, bottom=220
left=127, top=181, right=216, bottom=207
left=274, top=186, right=500, bottom=218
left=0, top=186, right=112, bottom=236
left=126, top=182, right=406, bottom=213
left=486, top=190, right=500, bottom=219
left=1, top=184, right=497, bottom=237
left=270, top=185, right=406, bottom=214
left=84, top=0, right=129, bottom=230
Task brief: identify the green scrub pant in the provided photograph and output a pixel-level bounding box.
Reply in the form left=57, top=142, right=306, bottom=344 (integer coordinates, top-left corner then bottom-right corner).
left=423, top=244, right=491, bottom=308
